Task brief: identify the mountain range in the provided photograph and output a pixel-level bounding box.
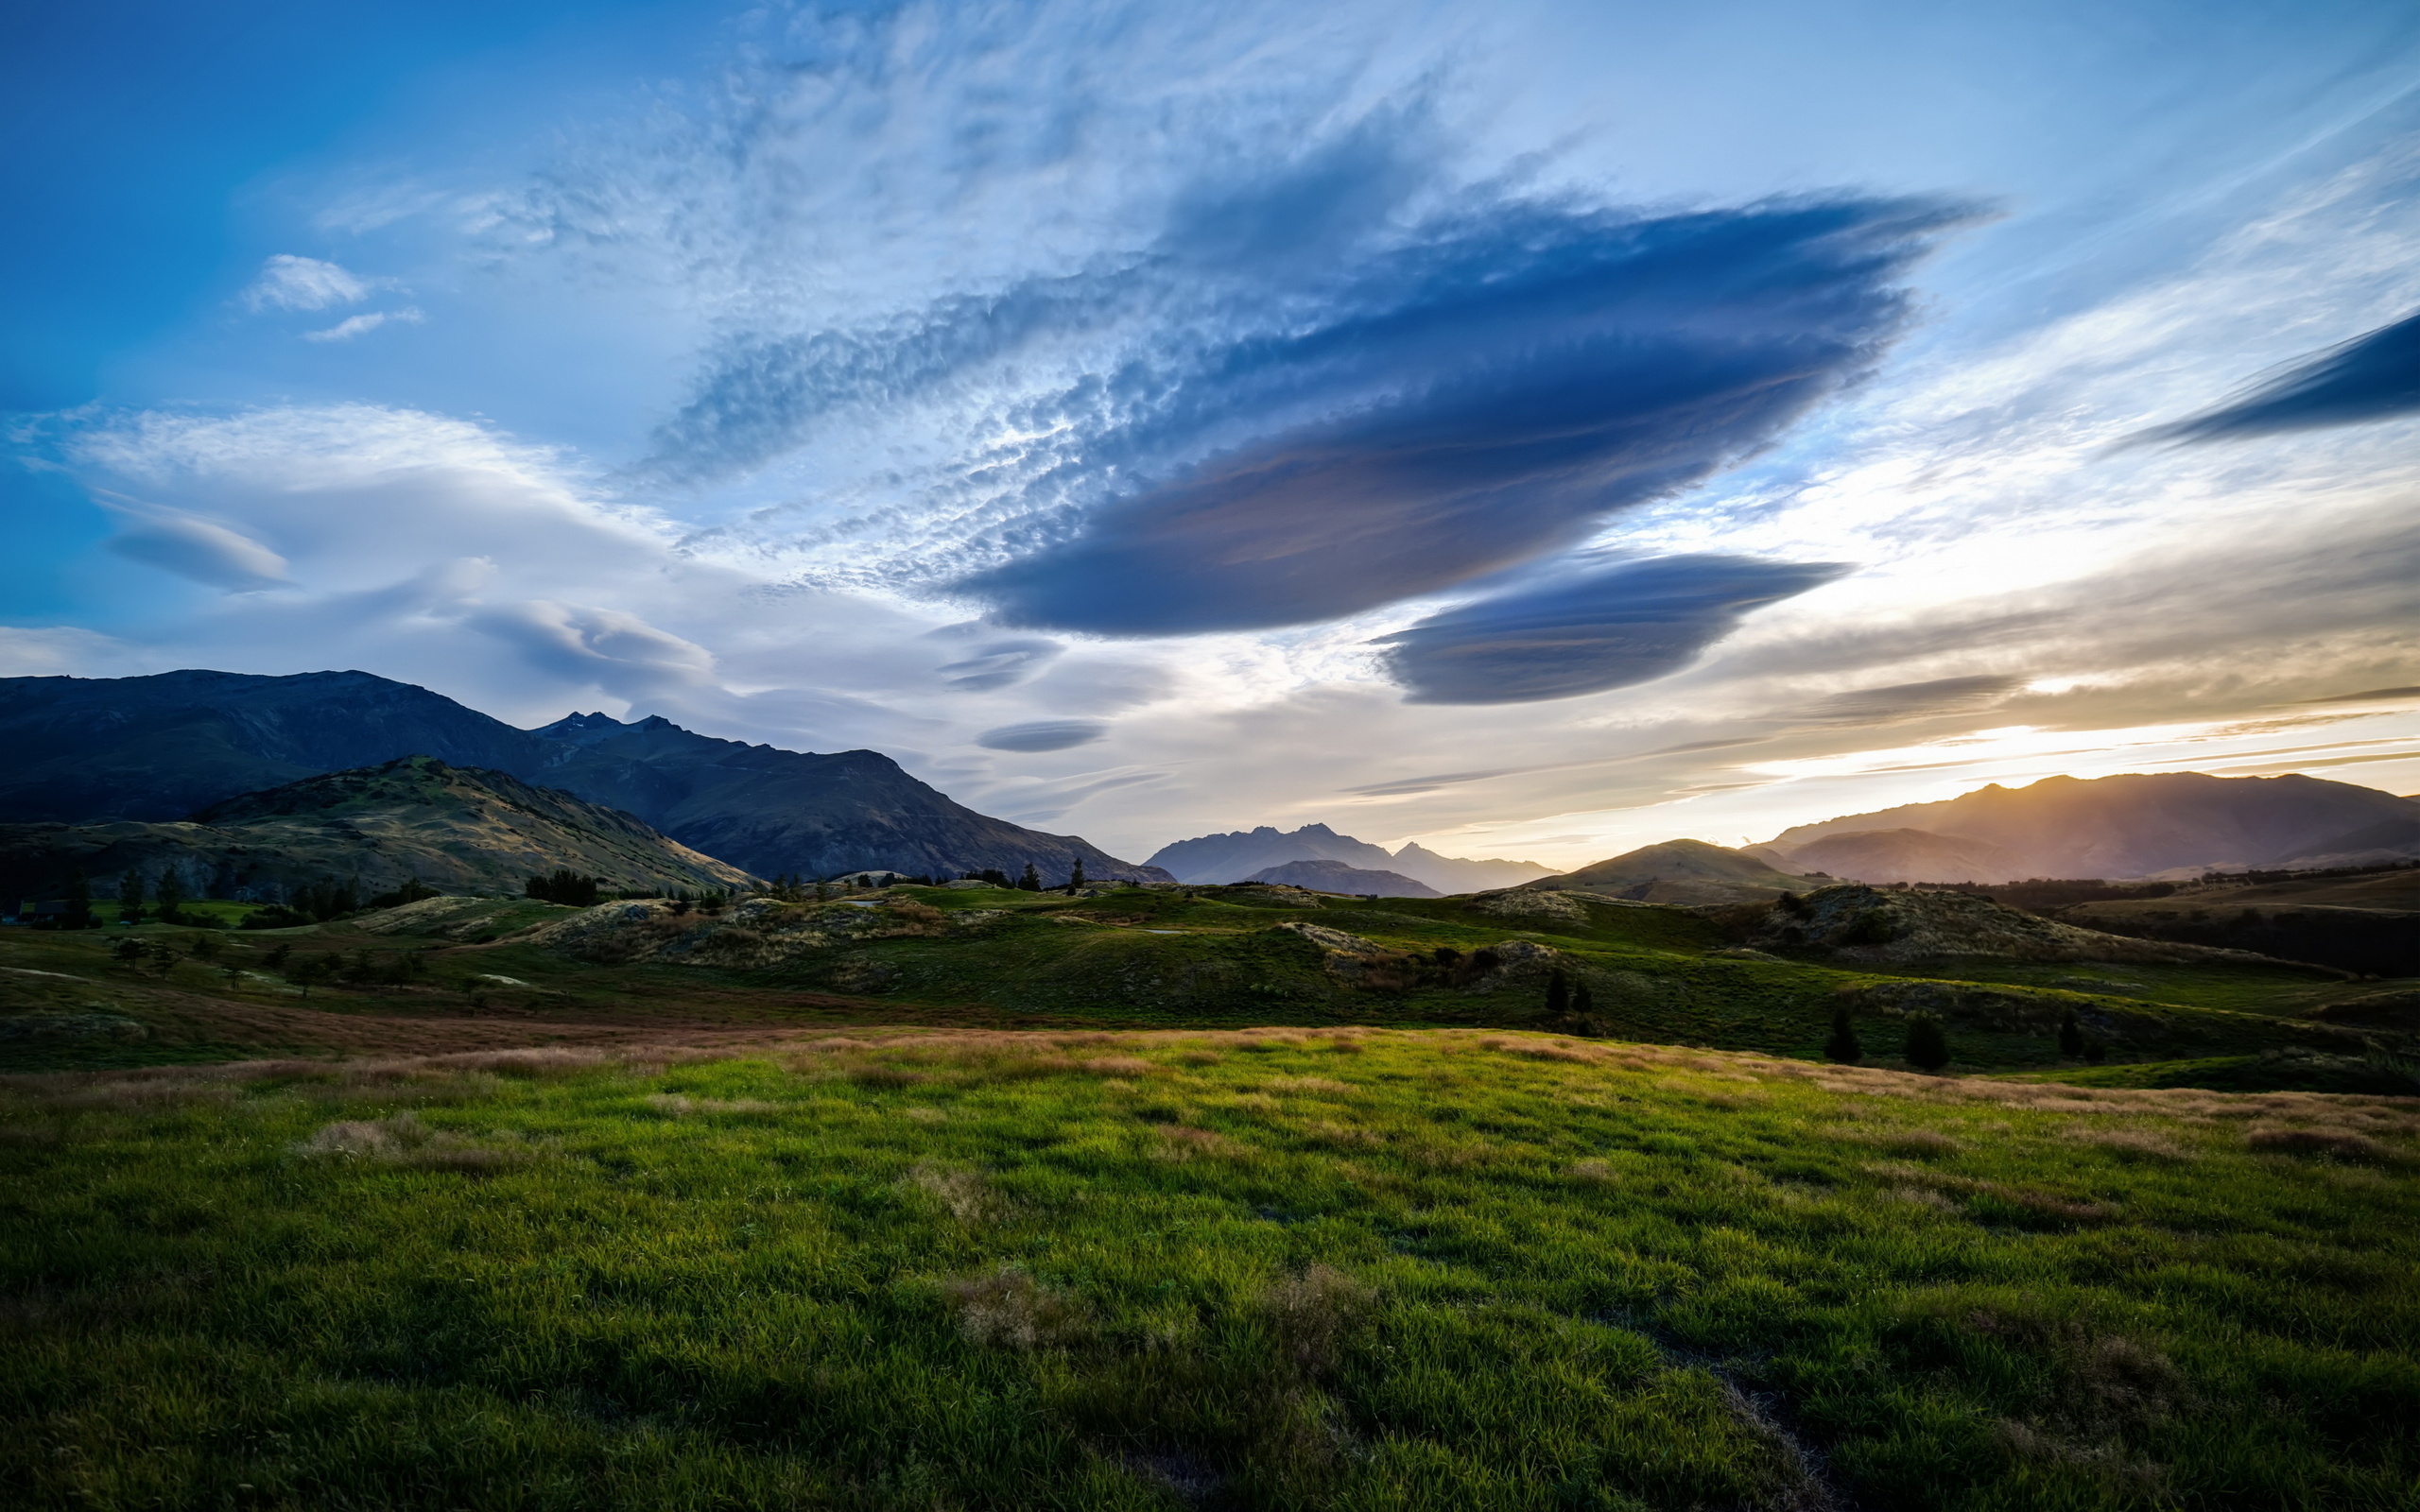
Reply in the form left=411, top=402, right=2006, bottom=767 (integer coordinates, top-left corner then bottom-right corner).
left=1761, top=772, right=2420, bottom=882
left=0, top=756, right=754, bottom=902
left=0, top=671, right=1168, bottom=885
left=1240, top=859, right=1441, bottom=897
left=1144, top=823, right=1550, bottom=890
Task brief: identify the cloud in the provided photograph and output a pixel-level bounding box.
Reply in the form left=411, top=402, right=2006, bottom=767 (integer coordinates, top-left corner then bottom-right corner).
left=949, top=198, right=1963, bottom=633
left=242, top=254, right=376, bottom=312
left=1373, top=555, right=1846, bottom=704
left=1797, top=674, right=2023, bottom=724
left=303, top=307, right=424, bottom=343
left=977, top=719, right=1109, bottom=752
left=2144, top=309, right=2420, bottom=441
left=936, top=637, right=1063, bottom=691
left=98, top=500, right=290, bottom=591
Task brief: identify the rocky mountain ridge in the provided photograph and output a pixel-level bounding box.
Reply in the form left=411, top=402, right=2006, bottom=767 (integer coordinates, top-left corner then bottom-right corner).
left=0, top=671, right=1166, bottom=885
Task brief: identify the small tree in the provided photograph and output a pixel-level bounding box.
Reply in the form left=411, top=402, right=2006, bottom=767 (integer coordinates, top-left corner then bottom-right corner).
left=2057, top=1007, right=2086, bottom=1059
left=1825, top=1005, right=1864, bottom=1064
left=117, top=868, right=146, bottom=925
left=1571, top=979, right=1596, bottom=1024
left=62, top=869, right=93, bottom=930
left=155, top=868, right=185, bottom=926
left=1545, top=968, right=1570, bottom=1019
left=1904, top=1011, right=1950, bottom=1072
left=1019, top=863, right=1042, bottom=892
left=1067, top=857, right=1087, bottom=894
left=2083, top=1037, right=2108, bottom=1065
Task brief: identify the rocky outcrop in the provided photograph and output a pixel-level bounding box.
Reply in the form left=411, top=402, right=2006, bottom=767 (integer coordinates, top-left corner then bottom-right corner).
left=1752, top=884, right=2325, bottom=969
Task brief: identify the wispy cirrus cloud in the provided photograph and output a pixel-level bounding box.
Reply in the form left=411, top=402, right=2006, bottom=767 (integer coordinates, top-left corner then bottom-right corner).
left=303, top=308, right=424, bottom=343
left=241, top=254, right=379, bottom=312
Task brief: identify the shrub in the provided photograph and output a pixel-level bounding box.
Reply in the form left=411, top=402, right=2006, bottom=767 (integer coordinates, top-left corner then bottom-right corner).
left=1904, top=1012, right=1950, bottom=1071
left=1825, top=1005, right=1863, bottom=1064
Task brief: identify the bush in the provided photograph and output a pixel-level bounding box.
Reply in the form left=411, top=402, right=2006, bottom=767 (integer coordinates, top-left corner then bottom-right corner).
left=1904, top=1011, right=1950, bottom=1071
left=1825, top=1005, right=1863, bottom=1064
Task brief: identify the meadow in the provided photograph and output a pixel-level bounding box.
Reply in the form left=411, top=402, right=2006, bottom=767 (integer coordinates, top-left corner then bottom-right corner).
left=4, top=883, right=2416, bottom=1508
left=4, top=1029, right=2416, bottom=1510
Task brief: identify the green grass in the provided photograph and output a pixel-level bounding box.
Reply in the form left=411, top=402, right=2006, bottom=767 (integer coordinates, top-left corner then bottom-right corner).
left=3, top=1030, right=2416, bottom=1509
left=4, top=884, right=2408, bottom=1088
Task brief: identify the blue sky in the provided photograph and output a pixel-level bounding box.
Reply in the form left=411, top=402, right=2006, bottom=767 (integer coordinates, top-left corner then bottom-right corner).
left=8, top=0, right=2420, bottom=866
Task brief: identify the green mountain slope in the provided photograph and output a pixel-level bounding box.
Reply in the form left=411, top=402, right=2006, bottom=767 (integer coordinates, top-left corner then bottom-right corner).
left=0, top=756, right=755, bottom=902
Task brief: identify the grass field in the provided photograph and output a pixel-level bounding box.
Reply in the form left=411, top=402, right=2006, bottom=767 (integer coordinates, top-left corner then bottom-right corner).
left=4, top=1029, right=2416, bottom=1510
left=5, top=885, right=2416, bottom=1507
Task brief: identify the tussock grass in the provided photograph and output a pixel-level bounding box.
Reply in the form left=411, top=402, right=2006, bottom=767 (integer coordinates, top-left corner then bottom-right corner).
left=1, top=1027, right=2415, bottom=1509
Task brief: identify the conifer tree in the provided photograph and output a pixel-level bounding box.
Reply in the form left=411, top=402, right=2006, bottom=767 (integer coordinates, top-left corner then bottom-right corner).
left=1825, top=1005, right=1863, bottom=1064
left=1571, top=980, right=1595, bottom=1022
left=1019, top=863, right=1042, bottom=891
left=1904, top=1011, right=1950, bottom=1072
left=155, top=868, right=185, bottom=926
left=1545, top=968, right=1569, bottom=1019
left=118, top=868, right=145, bottom=924
left=1067, top=857, right=1086, bottom=894
left=63, top=869, right=93, bottom=930
left=2058, top=1007, right=2086, bottom=1058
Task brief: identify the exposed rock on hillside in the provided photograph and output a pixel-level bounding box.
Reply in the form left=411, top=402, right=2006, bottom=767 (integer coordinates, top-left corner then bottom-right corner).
left=1464, top=889, right=1592, bottom=926
left=1833, top=979, right=2176, bottom=1048
left=518, top=894, right=963, bottom=969
left=1754, top=884, right=2324, bottom=969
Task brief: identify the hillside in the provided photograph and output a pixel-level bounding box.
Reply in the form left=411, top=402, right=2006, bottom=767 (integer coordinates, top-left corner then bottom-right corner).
left=0, top=671, right=1163, bottom=885
left=1528, top=838, right=1815, bottom=904
left=0, top=756, right=754, bottom=901
left=1772, top=826, right=2025, bottom=885
left=1767, top=772, right=2420, bottom=880
left=1241, top=859, right=1440, bottom=896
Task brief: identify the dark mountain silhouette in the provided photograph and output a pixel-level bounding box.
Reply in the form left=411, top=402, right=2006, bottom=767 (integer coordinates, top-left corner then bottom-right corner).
left=1145, top=822, right=1547, bottom=889
left=1772, top=827, right=2027, bottom=885
left=0, top=671, right=1167, bottom=885
left=0, top=756, right=754, bottom=902
left=1240, top=859, right=1440, bottom=897
left=1147, top=823, right=1398, bottom=883
left=1766, top=772, right=2420, bottom=880
left=1386, top=842, right=1554, bottom=893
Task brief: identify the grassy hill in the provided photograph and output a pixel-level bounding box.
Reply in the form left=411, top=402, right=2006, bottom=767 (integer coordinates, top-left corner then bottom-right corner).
left=0, top=756, right=757, bottom=904
left=2, top=881, right=2408, bottom=1091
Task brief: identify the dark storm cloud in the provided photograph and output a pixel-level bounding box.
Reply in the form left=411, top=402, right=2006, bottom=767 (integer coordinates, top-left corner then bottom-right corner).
left=977, top=719, right=1108, bottom=752
left=1373, top=555, right=1846, bottom=705
left=2146, top=309, right=2420, bottom=441
left=960, top=198, right=1966, bottom=634
left=1797, top=674, right=2021, bottom=723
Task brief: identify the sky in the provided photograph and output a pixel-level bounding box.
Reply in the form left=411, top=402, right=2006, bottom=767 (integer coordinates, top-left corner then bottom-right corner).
left=8, top=0, right=2420, bottom=868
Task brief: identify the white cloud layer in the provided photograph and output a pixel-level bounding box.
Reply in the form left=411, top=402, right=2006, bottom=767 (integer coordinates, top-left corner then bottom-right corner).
left=241, top=253, right=376, bottom=312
